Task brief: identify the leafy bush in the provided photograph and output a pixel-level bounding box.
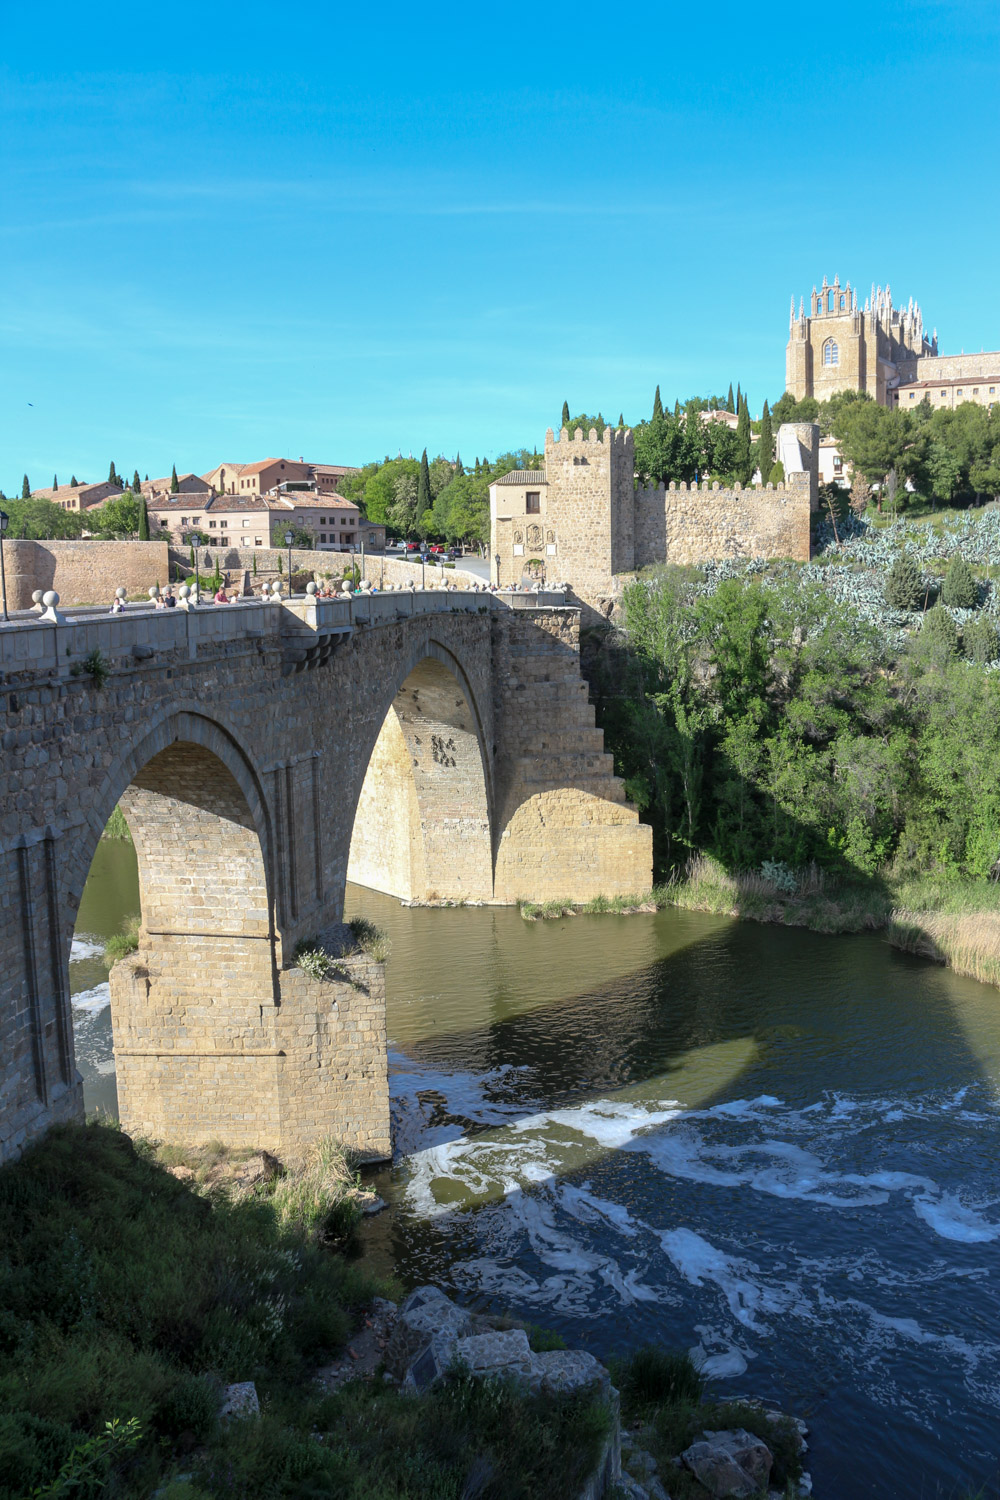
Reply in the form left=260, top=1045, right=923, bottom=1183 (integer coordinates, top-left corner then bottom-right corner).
left=965, top=615, right=1000, bottom=663
left=347, top=916, right=390, bottom=964
left=101, top=805, right=132, bottom=842
left=920, top=604, right=960, bottom=660
left=884, top=555, right=924, bottom=610
left=103, top=914, right=140, bottom=968
left=941, top=552, right=978, bottom=609
left=154, top=1374, right=218, bottom=1442
left=761, top=859, right=798, bottom=895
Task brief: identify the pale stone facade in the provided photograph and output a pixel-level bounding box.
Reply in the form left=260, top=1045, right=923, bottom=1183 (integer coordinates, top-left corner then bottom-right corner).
left=786, top=274, right=1000, bottom=410
left=490, top=423, right=818, bottom=603
left=5, top=538, right=171, bottom=610
left=0, top=592, right=651, bottom=1163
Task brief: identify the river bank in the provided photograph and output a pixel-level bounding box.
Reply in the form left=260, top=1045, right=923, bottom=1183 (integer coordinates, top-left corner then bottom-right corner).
left=520, top=856, right=1000, bottom=991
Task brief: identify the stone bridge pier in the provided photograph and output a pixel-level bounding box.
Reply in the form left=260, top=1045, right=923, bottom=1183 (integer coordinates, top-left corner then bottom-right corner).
left=0, top=591, right=651, bottom=1163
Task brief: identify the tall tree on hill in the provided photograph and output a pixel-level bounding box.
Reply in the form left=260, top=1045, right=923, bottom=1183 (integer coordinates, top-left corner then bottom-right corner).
left=653, top=385, right=664, bottom=420
left=108, top=461, right=118, bottom=485
left=70, top=475, right=78, bottom=486
left=735, top=395, right=754, bottom=485
left=21, top=475, right=30, bottom=499
left=138, top=496, right=150, bottom=540
left=170, top=465, right=179, bottom=494
left=417, top=448, right=431, bottom=519
left=52, top=474, right=58, bottom=490
left=618, top=413, right=624, bottom=427
left=726, top=383, right=735, bottom=414
left=735, top=383, right=742, bottom=416
left=561, top=400, right=571, bottom=428
left=756, top=400, right=774, bottom=483
left=132, top=469, right=141, bottom=493
left=454, top=452, right=465, bottom=476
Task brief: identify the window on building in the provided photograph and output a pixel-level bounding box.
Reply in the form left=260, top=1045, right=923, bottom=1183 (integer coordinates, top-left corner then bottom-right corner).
left=220, top=536, right=228, bottom=546
left=941, top=391, right=946, bottom=398
left=320, top=533, right=327, bottom=543
left=991, top=388, right=996, bottom=396
left=255, top=537, right=262, bottom=547
left=828, top=291, right=835, bottom=312
left=973, top=389, right=979, bottom=396
left=909, top=392, right=915, bottom=400
left=833, top=458, right=843, bottom=473
left=823, top=339, right=839, bottom=366
left=181, top=517, right=188, bottom=526
left=957, top=389, right=963, bottom=397
left=526, top=492, right=541, bottom=513
left=209, top=520, right=217, bottom=528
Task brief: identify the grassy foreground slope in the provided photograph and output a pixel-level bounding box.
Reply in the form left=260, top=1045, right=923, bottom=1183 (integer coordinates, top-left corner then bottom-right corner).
left=0, top=1123, right=609, bottom=1500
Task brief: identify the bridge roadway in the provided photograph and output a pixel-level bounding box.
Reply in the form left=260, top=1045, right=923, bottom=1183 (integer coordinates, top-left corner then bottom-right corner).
left=0, top=588, right=651, bottom=1163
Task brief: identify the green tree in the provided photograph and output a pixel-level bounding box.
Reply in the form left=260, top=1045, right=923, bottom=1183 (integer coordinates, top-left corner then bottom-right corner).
left=70, top=475, right=78, bottom=486
left=170, top=465, right=179, bottom=493
left=734, top=395, right=754, bottom=485
left=965, top=616, right=1000, bottom=663
left=52, top=473, right=58, bottom=490
left=270, top=524, right=313, bottom=549
left=919, top=605, right=960, bottom=665
left=94, top=494, right=143, bottom=538
left=884, top=555, right=924, bottom=610
left=652, top=385, right=664, bottom=420
left=755, top=400, right=774, bottom=484
left=941, top=553, right=977, bottom=609
left=138, top=496, right=150, bottom=541
left=1, top=496, right=84, bottom=539
left=417, top=448, right=432, bottom=525
left=561, top=401, right=571, bottom=428
left=132, top=469, right=141, bottom=493
left=833, top=401, right=924, bottom=502
left=618, top=412, right=624, bottom=427
left=21, top=475, right=30, bottom=499
left=726, top=383, right=735, bottom=414
left=108, top=461, right=118, bottom=485
left=454, top=452, right=464, bottom=476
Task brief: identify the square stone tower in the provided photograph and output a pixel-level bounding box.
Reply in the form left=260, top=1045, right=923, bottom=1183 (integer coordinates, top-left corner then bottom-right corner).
left=787, top=276, right=933, bottom=406
left=489, top=426, right=635, bottom=599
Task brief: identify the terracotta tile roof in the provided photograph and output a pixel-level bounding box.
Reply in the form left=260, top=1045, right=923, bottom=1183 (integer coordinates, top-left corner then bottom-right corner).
left=494, top=470, right=547, bottom=485
left=266, top=493, right=359, bottom=511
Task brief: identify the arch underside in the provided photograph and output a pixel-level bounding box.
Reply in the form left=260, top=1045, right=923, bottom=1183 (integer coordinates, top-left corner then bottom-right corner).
left=348, top=655, right=494, bottom=902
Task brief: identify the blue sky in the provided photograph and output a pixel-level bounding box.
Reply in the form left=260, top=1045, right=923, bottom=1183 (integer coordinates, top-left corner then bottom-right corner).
left=2, top=1, right=999, bottom=492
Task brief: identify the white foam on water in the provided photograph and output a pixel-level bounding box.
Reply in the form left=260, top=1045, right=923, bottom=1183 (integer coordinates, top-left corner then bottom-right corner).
left=70, top=935, right=104, bottom=962
left=71, top=982, right=110, bottom=1014
left=912, top=1192, right=1000, bottom=1243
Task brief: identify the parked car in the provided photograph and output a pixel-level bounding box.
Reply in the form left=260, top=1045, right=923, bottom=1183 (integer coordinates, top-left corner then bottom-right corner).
left=405, top=541, right=420, bottom=553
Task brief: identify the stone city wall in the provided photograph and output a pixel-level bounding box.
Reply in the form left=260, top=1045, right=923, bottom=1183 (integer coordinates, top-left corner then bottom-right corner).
left=633, top=476, right=813, bottom=568
left=5, top=539, right=171, bottom=611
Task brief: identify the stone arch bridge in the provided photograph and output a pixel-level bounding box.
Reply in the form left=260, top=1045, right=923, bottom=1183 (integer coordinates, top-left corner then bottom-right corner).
left=0, top=591, right=650, bottom=1163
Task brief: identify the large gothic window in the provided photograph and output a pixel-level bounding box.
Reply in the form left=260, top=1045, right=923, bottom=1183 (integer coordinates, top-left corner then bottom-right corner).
left=823, top=338, right=839, bottom=366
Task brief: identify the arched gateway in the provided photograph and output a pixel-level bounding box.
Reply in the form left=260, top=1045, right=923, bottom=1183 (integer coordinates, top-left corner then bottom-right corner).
left=0, top=591, right=651, bottom=1163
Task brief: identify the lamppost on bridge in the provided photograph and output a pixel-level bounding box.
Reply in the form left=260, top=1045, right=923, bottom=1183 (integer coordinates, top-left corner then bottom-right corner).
left=187, top=534, right=201, bottom=603
left=284, top=531, right=294, bottom=592
left=0, top=509, right=8, bottom=622
left=420, top=547, right=426, bottom=591
left=494, top=552, right=501, bottom=590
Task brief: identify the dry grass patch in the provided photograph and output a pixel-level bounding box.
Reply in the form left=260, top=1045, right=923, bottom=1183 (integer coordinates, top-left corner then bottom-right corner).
left=887, top=909, right=1000, bottom=988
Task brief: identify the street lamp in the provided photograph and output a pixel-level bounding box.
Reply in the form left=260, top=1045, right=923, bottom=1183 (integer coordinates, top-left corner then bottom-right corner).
left=284, top=530, right=294, bottom=592
left=188, top=534, right=201, bottom=603
left=420, top=549, right=426, bottom=590
left=494, top=552, right=501, bottom=589
left=0, top=509, right=8, bottom=622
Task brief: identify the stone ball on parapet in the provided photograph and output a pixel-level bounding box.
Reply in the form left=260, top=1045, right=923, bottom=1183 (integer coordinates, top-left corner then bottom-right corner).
left=115, top=586, right=127, bottom=600
left=178, top=585, right=191, bottom=600
left=31, top=590, right=43, bottom=608
left=42, top=591, right=59, bottom=607
left=148, top=586, right=160, bottom=599
left=305, top=581, right=317, bottom=596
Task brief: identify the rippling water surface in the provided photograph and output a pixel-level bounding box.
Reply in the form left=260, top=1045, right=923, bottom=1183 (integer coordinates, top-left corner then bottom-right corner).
left=73, top=846, right=1000, bottom=1497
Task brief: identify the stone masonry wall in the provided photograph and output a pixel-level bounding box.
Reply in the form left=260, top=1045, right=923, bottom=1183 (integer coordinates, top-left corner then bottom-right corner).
left=6, top=539, right=171, bottom=611
left=634, top=474, right=813, bottom=568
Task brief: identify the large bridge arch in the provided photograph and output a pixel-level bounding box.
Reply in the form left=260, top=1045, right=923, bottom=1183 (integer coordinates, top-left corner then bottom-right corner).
left=347, top=639, right=495, bottom=903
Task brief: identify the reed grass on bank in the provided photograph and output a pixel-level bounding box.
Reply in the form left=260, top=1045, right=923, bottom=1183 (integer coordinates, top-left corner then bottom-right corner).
left=887, top=908, right=1000, bottom=988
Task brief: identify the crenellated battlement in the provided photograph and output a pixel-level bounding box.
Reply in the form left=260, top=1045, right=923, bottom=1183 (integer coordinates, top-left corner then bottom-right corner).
left=545, top=425, right=634, bottom=453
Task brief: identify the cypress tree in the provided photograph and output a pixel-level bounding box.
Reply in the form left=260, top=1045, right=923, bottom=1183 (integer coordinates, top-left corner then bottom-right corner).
left=652, top=385, right=664, bottom=420
left=417, top=448, right=431, bottom=518
left=170, top=465, right=179, bottom=494
left=138, top=497, right=150, bottom=541
left=735, top=395, right=753, bottom=485
left=70, top=475, right=78, bottom=487
left=618, top=413, right=624, bottom=427
left=736, top=382, right=742, bottom=414
left=561, top=400, right=570, bottom=428
left=756, top=400, right=774, bottom=484
left=942, top=553, right=977, bottom=609
left=108, top=461, right=118, bottom=484
left=52, top=474, right=58, bottom=490
left=21, top=475, right=30, bottom=499
left=674, top=400, right=681, bottom=417
left=726, top=383, right=735, bottom=414
left=132, top=469, right=141, bottom=493
left=454, top=452, right=464, bottom=476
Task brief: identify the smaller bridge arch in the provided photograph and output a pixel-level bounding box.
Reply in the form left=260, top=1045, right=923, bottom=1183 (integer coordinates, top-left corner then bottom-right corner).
left=348, top=640, right=495, bottom=903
